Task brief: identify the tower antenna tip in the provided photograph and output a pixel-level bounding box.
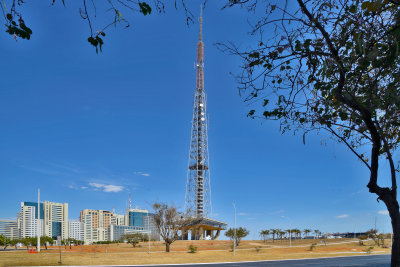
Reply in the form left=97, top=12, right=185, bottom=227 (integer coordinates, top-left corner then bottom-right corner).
left=199, top=5, right=203, bottom=41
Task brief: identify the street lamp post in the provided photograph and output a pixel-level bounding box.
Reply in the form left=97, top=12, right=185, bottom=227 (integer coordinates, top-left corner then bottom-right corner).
left=37, top=188, right=40, bottom=253
left=231, top=202, right=236, bottom=256
left=147, top=211, right=150, bottom=254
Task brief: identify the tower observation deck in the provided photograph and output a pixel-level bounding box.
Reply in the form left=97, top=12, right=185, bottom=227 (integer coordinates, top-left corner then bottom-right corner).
left=183, top=8, right=227, bottom=240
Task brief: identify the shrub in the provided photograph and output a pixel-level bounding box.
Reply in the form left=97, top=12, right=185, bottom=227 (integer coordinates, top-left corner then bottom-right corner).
left=188, top=245, right=197, bottom=253
left=309, top=243, right=317, bottom=251
left=364, top=246, right=374, bottom=254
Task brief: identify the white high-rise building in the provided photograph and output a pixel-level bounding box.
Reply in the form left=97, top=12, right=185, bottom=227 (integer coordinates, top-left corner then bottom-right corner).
left=18, top=203, right=43, bottom=238
left=43, top=201, right=69, bottom=239
left=18, top=201, right=68, bottom=239
left=0, top=219, right=18, bottom=240
left=80, top=209, right=113, bottom=244
left=69, top=220, right=83, bottom=241
left=111, top=214, right=126, bottom=226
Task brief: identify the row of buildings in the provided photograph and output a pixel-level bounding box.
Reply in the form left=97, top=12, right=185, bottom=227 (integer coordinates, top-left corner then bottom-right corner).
left=0, top=201, right=159, bottom=244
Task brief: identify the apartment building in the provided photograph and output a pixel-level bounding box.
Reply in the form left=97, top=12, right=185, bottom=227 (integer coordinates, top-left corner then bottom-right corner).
left=18, top=202, right=43, bottom=238
left=69, top=220, right=83, bottom=241
left=18, top=201, right=68, bottom=239
left=80, top=209, right=113, bottom=244
left=43, top=201, right=69, bottom=239
left=0, top=219, right=18, bottom=240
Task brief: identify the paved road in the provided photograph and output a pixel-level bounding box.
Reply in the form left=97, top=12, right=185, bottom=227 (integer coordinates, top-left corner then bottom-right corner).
left=108, top=255, right=390, bottom=267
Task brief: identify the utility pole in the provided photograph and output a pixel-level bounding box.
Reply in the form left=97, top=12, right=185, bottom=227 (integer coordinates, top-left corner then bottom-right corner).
left=37, top=188, right=40, bottom=252
left=147, top=212, right=150, bottom=254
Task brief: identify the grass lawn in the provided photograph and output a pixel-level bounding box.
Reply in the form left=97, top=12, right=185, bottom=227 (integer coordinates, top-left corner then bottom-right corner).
left=0, top=239, right=391, bottom=266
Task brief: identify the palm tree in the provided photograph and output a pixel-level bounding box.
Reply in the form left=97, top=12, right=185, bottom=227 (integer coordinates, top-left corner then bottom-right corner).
left=295, top=229, right=302, bottom=241
left=260, top=230, right=270, bottom=243
left=314, top=230, right=321, bottom=239
left=270, top=229, right=278, bottom=243
left=304, top=229, right=311, bottom=239
left=278, top=230, right=286, bottom=242
left=285, top=229, right=291, bottom=241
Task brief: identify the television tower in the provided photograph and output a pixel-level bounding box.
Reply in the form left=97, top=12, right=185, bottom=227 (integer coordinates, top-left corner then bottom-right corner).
left=185, top=8, right=211, bottom=218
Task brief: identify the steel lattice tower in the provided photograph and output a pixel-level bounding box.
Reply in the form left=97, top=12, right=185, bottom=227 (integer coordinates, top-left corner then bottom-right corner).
left=185, top=11, right=211, bottom=218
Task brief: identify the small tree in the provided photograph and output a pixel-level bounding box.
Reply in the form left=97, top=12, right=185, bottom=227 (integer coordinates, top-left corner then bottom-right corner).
left=152, top=203, right=193, bottom=252
left=123, top=233, right=143, bottom=248
left=9, top=239, right=19, bottom=250
left=40, top=236, right=54, bottom=250
left=27, top=237, right=37, bottom=250
left=0, top=235, right=10, bottom=250
left=358, top=235, right=368, bottom=246
left=225, top=227, right=250, bottom=246
left=21, top=238, right=30, bottom=250
left=366, top=229, right=379, bottom=246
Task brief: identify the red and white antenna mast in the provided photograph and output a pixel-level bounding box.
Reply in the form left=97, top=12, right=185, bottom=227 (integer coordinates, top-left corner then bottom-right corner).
left=185, top=6, right=212, bottom=218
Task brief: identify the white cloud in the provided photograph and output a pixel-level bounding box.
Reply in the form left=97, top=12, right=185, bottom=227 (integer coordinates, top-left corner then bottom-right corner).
left=89, top=182, right=104, bottom=188
left=239, top=212, right=248, bottom=216
left=103, top=184, right=124, bottom=192
left=81, top=186, right=88, bottom=189
left=336, top=214, right=349, bottom=219
left=378, top=210, right=389, bottom=215
left=134, top=171, right=150, bottom=177
left=88, top=183, right=124, bottom=193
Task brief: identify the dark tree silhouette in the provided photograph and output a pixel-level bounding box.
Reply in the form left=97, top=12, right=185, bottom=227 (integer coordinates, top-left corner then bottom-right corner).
left=1, top=0, right=198, bottom=52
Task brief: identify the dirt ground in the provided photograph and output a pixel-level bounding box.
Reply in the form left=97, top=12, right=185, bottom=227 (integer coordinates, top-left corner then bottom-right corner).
left=0, top=239, right=391, bottom=267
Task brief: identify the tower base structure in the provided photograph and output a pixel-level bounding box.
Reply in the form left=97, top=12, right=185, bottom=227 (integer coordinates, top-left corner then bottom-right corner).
left=181, top=217, right=227, bottom=240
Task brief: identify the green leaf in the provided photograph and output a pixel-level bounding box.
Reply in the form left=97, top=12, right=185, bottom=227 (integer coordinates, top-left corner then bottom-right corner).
left=247, top=110, right=255, bottom=117
left=139, top=2, right=152, bottom=16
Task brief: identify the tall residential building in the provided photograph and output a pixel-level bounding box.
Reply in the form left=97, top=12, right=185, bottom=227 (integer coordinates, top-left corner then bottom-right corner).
left=80, top=209, right=113, bottom=244
left=111, top=214, right=126, bottom=226
left=18, top=202, right=43, bottom=238
left=18, top=201, right=68, bottom=239
left=0, top=219, right=18, bottom=240
left=43, top=201, right=69, bottom=239
left=69, top=220, right=83, bottom=241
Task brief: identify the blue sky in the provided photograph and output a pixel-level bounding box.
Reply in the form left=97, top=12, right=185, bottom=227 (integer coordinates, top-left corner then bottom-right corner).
left=0, top=0, right=394, bottom=238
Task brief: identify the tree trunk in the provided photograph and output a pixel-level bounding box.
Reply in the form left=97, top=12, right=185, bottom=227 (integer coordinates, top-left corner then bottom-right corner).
left=389, top=207, right=400, bottom=267
left=165, top=242, right=170, bottom=252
